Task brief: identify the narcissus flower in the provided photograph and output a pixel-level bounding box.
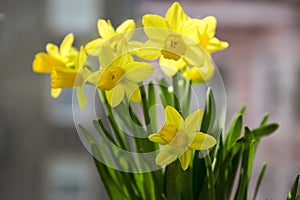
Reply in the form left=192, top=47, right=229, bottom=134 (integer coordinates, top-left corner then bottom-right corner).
left=196, top=16, right=228, bottom=53
left=137, top=2, right=206, bottom=77
left=148, top=106, right=217, bottom=170
left=85, top=19, right=135, bottom=56
left=51, top=46, right=91, bottom=109
left=88, top=54, right=154, bottom=107
left=32, top=33, right=79, bottom=98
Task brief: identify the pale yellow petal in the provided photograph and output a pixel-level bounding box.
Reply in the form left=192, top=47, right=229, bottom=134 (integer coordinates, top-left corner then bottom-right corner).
left=202, top=16, right=217, bottom=38
left=46, top=43, right=59, bottom=57
left=76, top=46, right=87, bottom=69
left=51, top=88, right=62, bottom=98
left=183, top=63, right=215, bottom=84
left=165, top=2, right=188, bottom=30
left=206, top=38, right=229, bottom=53
left=98, top=19, right=115, bottom=39
left=106, top=84, right=124, bottom=107
left=124, top=62, right=153, bottom=82
left=77, top=86, right=87, bottom=110
left=183, top=44, right=205, bottom=68
left=165, top=106, right=183, bottom=128
left=142, top=15, right=169, bottom=40
left=148, top=133, right=167, bottom=145
left=181, top=19, right=201, bottom=40
left=135, top=40, right=163, bottom=60
left=129, top=88, right=141, bottom=103
left=60, top=33, right=74, bottom=56
left=184, top=109, right=202, bottom=134
left=159, top=56, right=185, bottom=77
left=155, top=145, right=181, bottom=167
left=122, top=80, right=141, bottom=103
left=85, top=38, right=104, bottom=56
left=116, top=19, right=135, bottom=40
left=179, top=148, right=192, bottom=170
left=189, top=132, right=217, bottom=150
left=87, top=71, right=99, bottom=86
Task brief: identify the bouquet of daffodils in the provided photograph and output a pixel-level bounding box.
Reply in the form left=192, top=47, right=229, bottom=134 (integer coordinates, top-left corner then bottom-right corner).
left=33, top=2, right=299, bottom=200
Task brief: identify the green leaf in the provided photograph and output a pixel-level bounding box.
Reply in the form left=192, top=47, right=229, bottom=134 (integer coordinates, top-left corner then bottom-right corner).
left=253, top=163, right=267, bottom=200
left=260, top=113, right=269, bottom=127
left=287, top=174, right=300, bottom=200
left=201, top=87, right=216, bottom=133
left=252, top=123, right=279, bottom=138
left=157, top=77, right=172, bottom=106
left=148, top=82, right=157, bottom=132
left=225, top=114, right=243, bottom=150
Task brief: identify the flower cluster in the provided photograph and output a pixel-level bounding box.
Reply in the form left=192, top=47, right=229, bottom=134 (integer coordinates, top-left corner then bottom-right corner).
left=32, top=2, right=228, bottom=170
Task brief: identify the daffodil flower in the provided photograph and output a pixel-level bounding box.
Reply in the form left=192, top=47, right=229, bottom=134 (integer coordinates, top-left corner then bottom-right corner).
left=85, top=19, right=136, bottom=56
left=182, top=16, right=229, bottom=83
left=51, top=46, right=91, bottom=109
left=32, top=33, right=79, bottom=98
left=88, top=54, right=154, bottom=107
left=148, top=106, right=217, bottom=170
left=196, top=16, right=229, bottom=53
left=137, top=2, right=206, bottom=77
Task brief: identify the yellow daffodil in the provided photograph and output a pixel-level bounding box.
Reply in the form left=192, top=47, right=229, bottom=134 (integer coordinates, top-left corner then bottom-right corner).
left=88, top=54, right=154, bottom=107
left=196, top=16, right=228, bottom=53
left=182, top=16, right=228, bottom=83
left=32, top=33, right=79, bottom=98
left=51, top=46, right=91, bottom=109
left=85, top=19, right=135, bottom=56
left=148, top=106, right=216, bottom=170
left=137, top=2, right=206, bottom=77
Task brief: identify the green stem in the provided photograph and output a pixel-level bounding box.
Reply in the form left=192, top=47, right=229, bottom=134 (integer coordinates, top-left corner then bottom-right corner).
left=204, top=151, right=216, bottom=200
left=172, top=73, right=181, bottom=112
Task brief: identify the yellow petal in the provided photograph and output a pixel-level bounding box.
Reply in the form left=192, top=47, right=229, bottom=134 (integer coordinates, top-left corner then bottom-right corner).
left=122, top=80, right=141, bottom=103
left=183, top=63, right=215, bottom=84
left=179, top=148, right=192, bottom=170
left=124, top=62, right=154, bottom=82
left=155, top=145, right=181, bottom=166
left=189, top=132, right=217, bottom=150
left=206, top=38, right=229, bottom=53
left=77, top=86, right=87, bottom=110
left=183, top=44, right=205, bottom=68
left=33, top=53, right=64, bottom=73
left=51, top=88, right=62, bottom=98
left=184, top=109, right=202, bottom=134
left=148, top=133, right=167, bottom=145
left=87, top=71, right=99, bottom=86
left=98, top=19, right=115, bottom=39
left=136, top=40, right=162, bottom=60
left=76, top=46, right=87, bottom=69
left=106, top=84, right=124, bottom=107
left=159, top=56, right=185, bottom=77
left=46, top=43, right=59, bottom=57
left=202, top=16, right=217, bottom=38
left=165, top=2, right=188, bottom=30
left=142, top=15, right=169, bottom=40
left=60, top=33, right=74, bottom=56
left=165, top=106, right=183, bottom=128
left=116, top=19, right=135, bottom=40
left=85, top=38, right=104, bottom=56
left=181, top=19, right=201, bottom=41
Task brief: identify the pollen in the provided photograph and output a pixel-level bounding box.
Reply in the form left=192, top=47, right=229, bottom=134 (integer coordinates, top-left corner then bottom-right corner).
left=98, top=66, right=125, bottom=91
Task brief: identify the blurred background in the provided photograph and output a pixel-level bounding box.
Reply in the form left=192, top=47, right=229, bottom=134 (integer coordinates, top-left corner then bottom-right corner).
left=0, top=0, right=299, bottom=199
